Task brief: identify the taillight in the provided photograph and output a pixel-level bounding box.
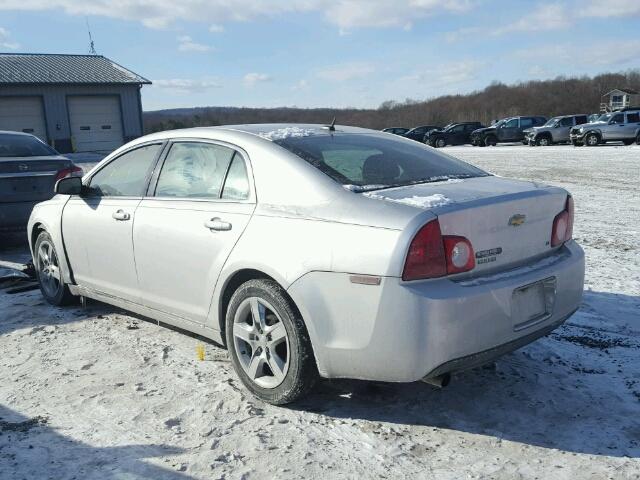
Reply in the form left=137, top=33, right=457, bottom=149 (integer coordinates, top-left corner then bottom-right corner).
left=402, top=220, right=475, bottom=281
left=551, top=195, right=574, bottom=247
left=55, top=165, right=83, bottom=182
left=443, top=236, right=475, bottom=274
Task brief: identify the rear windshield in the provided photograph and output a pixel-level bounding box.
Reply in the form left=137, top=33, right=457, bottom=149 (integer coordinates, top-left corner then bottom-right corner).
left=0, top=134, right=58, bottom=158
left=273, top=133, right=489, bottom=191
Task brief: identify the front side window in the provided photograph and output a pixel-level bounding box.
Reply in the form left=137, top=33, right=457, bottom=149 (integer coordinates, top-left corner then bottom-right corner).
left=520, top=118, right=534, bottom=128
left=273, top=133, right=488, bottom=190
left=0, top=133, right=58, bottom=158
left=88, top=144, right=161, bottom=197
left=155, top=142, right=235, bottom=199
left=559, top=117, right=574, bottom=127
left=503, top=118, right=518, bottom=128
left=611, top=114, right=625, bottom=124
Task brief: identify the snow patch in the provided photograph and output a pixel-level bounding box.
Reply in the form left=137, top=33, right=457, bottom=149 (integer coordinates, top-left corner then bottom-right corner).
left=258, top=127, right=316, bottom=141
left=364, top=192, right=452, bottom=209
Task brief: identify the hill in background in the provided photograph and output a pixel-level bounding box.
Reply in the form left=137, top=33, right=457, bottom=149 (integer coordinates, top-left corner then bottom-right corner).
left=143, top=70, right=640, bottom=133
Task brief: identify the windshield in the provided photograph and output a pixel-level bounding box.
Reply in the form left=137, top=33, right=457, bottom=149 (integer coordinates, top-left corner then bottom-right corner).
left=543, top=117, right=560, bottom=127
left=273, top=133, right=489, bottom=191
left=493, top=119, right=506, bottom=128
left=597, top=113, right=612, bottom=122
left=0, top=133, right=58, bottom=158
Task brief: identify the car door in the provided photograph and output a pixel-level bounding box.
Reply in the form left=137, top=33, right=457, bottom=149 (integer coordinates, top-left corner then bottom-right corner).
left=133, top=140, right=256, bottom=324
left=604, top=113, right=625, bottom=140
left=498, top=118, right=519, bottom=141
left=554, top=117, right=574, bottom=142
left=446, top=124, right=464, bottom=145
left=62, top=143, right=164, bottom=301
left=622, top=112, right=640, bottom=139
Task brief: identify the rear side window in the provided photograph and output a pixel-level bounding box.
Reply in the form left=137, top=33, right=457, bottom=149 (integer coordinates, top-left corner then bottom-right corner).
left=627, top=112, right=640, bottom=123
left=88, top=144, right=161, bottom=197
left=155, top=142, right=235, bottom=199
left=273, top=133, right=488, bottom=190
left=221, top=156, right=250, bottom=200
left=575, top=116, right=588, bottom=125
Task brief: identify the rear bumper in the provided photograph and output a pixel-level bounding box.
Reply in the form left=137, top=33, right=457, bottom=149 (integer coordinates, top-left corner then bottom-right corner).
left=0, top=201, right=39, bottom=231
left=288, top=241, right=585, bottom=382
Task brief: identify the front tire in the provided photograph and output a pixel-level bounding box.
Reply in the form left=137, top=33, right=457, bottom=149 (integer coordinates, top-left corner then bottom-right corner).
left=484, top=135, right=497, bottom=146
left=585, top=132, right=600, bottom=147
left=34, top=231, right=75, bottom=306
left=536, top=136, right=551, bottom=146
left=435, top=138, right=446, bottom=148
left=622, top=139, right=634, bottom=146
left=225, top=279, right=318, bottom=404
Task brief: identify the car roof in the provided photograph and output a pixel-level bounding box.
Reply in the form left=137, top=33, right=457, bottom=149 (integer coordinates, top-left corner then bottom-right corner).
left=0, top=130, right=35, bottom=137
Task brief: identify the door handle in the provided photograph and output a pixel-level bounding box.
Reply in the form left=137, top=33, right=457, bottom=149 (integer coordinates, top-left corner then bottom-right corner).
left=204, top=217, right=232, bottom=231
left=112, top=209, right=131, bottom=221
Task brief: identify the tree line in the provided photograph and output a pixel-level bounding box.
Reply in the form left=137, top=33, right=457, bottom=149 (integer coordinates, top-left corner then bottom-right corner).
left=143, top=70, right=640, bottom=133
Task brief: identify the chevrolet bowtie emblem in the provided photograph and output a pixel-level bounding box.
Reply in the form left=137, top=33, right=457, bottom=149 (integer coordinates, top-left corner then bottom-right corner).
left=508, top=214, right=526, bottom=227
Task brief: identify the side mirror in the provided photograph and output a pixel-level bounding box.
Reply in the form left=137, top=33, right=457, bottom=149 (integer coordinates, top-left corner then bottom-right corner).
left=55, top=176, right=83, bottom=195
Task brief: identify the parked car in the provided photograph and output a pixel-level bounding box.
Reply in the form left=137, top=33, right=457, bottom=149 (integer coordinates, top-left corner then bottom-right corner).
left=425, top=122, right=484, bottom=147
left=0, top=131, right=82, bottom=233
left=382, top=127, right=409, bottom=136
left=29, top=124, right=585, bottom=404
left=471, top=116, right=547, bottom=146
left=404, top=125, right=441, bottom=142
left=570, top=108, right=640, bottom=146
left=524, top=115, right=589, bottom=146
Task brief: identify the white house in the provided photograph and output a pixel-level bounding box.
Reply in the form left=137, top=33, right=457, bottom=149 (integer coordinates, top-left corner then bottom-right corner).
left=600, top=88, right=640, bottom=112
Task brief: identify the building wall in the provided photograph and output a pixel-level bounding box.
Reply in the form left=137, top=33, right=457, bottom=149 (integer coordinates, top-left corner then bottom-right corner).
left=0, top=83, right=143, bottom=152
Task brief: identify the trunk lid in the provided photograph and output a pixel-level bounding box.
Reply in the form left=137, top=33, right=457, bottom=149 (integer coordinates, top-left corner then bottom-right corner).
left=0, top=155, right=74, bottom=203
left=364, top=176, right=568, bottom=275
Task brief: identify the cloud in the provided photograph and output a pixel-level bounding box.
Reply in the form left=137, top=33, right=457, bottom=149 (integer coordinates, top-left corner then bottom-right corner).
left=153, top=78, right=221, bottom=92
left=291, top=79, right=309, bottom=90
left=446, top=3, right=570, bottom=41
left=177, top=35, right=213, bottom=52
left=580, top=0, right=640, bottom=18
left=208, top=23, right=224, bottom=33
left=316, top=62, right=375, bottom=82
left=0, top=27, right=19, bottom=49
left=243, top=72, right=272, bottom=86
left=0, top=0, right=475, bottom=31
left=514, top=40, right=640, bottom=67
left=401, top=60, right=484, bottom=87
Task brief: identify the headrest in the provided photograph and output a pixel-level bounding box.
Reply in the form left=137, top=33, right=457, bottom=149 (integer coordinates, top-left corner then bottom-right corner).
left=362, top=154, right=400, bottom=185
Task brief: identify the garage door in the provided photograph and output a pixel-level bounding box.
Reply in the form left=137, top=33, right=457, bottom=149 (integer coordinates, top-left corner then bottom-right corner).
left=68, top=96, right=124, bottom=153
left=0, top=97, right=48, bottom=141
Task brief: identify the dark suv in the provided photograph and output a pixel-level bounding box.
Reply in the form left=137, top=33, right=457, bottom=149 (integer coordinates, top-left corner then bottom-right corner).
left=471, top=116, right=547, bottom=146
left=425, top=122, right=484, bottom=147
left=404, top=125, right=441, bottom=142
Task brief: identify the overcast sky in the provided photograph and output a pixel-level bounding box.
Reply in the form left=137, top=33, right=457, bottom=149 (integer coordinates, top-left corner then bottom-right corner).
left=1, top=0, right=638, bottom=111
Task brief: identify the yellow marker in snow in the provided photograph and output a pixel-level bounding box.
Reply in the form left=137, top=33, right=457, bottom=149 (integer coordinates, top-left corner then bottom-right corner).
left=196, top=344, right=205, bottom=361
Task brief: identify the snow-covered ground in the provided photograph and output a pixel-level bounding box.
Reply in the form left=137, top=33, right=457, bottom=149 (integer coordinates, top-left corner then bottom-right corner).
left=1, top=144, right=638, bottom=479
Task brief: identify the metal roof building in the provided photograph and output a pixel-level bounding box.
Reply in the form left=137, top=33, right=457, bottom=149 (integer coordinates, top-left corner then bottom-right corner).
left=0, top=53, right=151, bottom=153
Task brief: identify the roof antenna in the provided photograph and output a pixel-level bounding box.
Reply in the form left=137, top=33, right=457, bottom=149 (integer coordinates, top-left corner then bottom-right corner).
left=86, top=17, right=97, bottom=55
left=324, top=117, right=336, bottom=132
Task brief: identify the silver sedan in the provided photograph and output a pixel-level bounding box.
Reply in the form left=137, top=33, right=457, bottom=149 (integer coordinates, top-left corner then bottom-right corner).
left=28, top=124, right=585, bottom=404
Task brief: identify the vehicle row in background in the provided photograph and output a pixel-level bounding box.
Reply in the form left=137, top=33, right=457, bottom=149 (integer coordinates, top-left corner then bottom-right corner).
left=425, top=122, right=483, bottom=148
left=0, top=131, right=83, bottom=233
left=471, top=117, right=547, bottom=147
left=570, top=107, right=640, bottom=146
left=524, top=115, right=589, bottom=146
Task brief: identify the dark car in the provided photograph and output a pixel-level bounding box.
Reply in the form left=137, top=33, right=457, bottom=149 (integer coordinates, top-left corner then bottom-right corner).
left=381, top=127, right=410, bottom=136
left=425, top=122, right=484, bottom=147
left=404, top=125, right=441, bottom=142
left=0, top=131, right=82, bottom=232
left=471, top=116, right=547, bottom=146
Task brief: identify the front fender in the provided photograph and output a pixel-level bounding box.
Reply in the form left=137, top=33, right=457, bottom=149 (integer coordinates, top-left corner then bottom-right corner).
left=27, top=196, right=73, bottom=284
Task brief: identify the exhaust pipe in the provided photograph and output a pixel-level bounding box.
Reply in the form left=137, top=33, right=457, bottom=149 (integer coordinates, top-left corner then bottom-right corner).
left=422, top=373, right=451, bottom=388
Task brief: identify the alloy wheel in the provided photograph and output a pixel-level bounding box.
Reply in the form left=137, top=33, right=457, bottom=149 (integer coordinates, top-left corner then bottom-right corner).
left=233, top=297, right=290, bottom=389
left=37, top=240, right=62, bottom=298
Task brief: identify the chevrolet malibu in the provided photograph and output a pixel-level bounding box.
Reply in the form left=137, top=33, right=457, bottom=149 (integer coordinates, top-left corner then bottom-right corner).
left=28, top=124, right=585, bottom=404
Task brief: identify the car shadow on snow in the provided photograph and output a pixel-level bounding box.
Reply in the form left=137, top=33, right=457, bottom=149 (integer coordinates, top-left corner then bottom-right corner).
left=0, top=404, right=190, bottom=479
left=293, top=290, right=640, bottom=459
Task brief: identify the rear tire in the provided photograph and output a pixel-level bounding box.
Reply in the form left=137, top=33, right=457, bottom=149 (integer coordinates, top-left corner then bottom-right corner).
left=636, top=133, right=640, bottom=145
left=225, top=279, right=318, bottom=405
left=34, top=231, right=75, bottom=306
